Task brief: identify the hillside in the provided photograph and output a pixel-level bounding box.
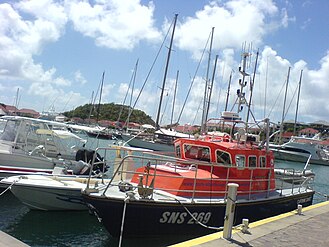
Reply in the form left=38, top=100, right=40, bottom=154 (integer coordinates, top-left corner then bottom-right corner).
left=63, top=103, right=155, bottom=125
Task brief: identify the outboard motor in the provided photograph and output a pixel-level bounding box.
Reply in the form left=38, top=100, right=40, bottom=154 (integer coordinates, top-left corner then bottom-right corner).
left=75, top=149, right=107, bottom=175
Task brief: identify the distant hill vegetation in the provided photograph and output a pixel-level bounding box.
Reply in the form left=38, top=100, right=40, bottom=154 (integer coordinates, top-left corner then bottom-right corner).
left=63, top=103, right=155, bottom=125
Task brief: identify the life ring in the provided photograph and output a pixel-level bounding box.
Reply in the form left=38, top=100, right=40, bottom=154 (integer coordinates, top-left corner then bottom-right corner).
left=223, top=134, right=231, bottom=142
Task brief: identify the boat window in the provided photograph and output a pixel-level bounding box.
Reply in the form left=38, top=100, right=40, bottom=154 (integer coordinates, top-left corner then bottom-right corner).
left=235, top=155, right=245, bottom=168
left=0, top=120, right=18, bottom=142
left=175, top=145, right=181, bottom=158
left=249, top=156, right=257, bottom=168
left=216, top=150, right=231, bottom=165
left=184, top=144, right=210, bottom=162
left=260, top=156, right=266, bottom=167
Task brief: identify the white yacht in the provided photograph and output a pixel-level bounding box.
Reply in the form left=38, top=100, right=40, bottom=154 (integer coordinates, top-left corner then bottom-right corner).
left=270, top=135, right=329, bottom=165
left=0, top=116, right=106, bottom=181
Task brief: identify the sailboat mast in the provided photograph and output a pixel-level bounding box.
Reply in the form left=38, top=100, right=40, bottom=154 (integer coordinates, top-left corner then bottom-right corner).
left=14, top=88, right=20, bottom=114
left=155, top=14, right=178, bottom=130
left=224, top=71, right=233, bottom=111
left=203, top=54, right=219, bottom=133
left=201, top=27, right=215, bottom=134
left=170, top=70, right=179, bottom=126
left=96, top=71, right=105, bottom=123
left=293, top=69, right=303, bottom=135
left=126, top=59, right=139, bottom=130
left=279, top=67, right=291, bottom=144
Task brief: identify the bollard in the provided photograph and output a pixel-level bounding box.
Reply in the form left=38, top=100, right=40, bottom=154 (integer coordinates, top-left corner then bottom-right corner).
left=223, top=183, right=239, bottom=239
left=241, top=218, right=249, bottom=233
left=297, top=204, right=302, bottom=215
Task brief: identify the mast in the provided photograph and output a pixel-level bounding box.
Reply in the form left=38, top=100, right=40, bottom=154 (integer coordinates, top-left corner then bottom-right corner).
left=203, top=54, right=219, bottom=133
left=170, top=70, right=179, bottom=126
left=245, top=49, right=259, bottom=128
left=96, top=71, right=105, bottom=123
left=14, top=88, right=20, bottom=115
left=201, top=27, right=215, bottom=134
left=126, top=59, right=139, bottom=131
left=293, top=70, right=303, bottom=135
left=237, top=52, right=250, bottom=113
left=279, top=67, right=291, bottom=144
left=88, top=91, right=94, bottom=125
left=155, top=14, right=178, bottom=130
left=224, top=70, right=233, bottom=111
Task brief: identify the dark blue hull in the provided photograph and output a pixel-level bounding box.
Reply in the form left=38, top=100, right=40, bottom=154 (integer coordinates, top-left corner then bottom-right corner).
left=83, top=191, right=314, bottom=238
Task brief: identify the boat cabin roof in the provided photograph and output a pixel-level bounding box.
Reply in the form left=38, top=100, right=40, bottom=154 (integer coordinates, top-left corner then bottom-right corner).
left=174, top=137, right=274, bottom=169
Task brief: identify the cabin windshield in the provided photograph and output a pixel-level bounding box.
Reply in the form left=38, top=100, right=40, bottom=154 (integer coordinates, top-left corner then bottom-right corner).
left=0, top=119, right=19, bottom=142
left=260, top=156, right=266, bottom=167
left=216, top=150, right=231, bottom=165
left=183, top=144, right=210, bottom=162
left=175, top=144, right=181, bottom=158
left=249, top=156, right=257, bottom=168
left=235, top=155, right=245, bottom=168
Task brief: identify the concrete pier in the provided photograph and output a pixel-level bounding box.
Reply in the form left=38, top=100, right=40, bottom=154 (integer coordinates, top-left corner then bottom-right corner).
left=0, top=231, right=29, bottom=247
left=171, top=200, right=329, bottom=246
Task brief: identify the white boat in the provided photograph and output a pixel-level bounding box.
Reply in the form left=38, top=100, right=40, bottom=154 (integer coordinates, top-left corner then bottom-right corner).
left=81, top=119, right=315, bottom=239
left=0, top=146, right=150, bottom=210
left=120, top=128, right=192, bottom=153
left=0, top=174, right=108, bottom=210
left=0, top=116, right=106, bottom=181
left=270, top=136, right=329, bottom=165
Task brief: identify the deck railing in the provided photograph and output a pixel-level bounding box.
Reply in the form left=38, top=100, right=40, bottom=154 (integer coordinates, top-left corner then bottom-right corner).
left=87, top=147, right=314, bottom=201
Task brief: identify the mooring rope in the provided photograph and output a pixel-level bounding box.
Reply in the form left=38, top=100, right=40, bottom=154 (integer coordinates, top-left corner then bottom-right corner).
left=0, top=179, right=20, bottom=196
left=118, top=194, right=130, bottom=247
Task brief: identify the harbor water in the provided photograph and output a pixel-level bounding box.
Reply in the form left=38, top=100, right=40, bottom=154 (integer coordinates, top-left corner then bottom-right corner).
left=1, top=136, right=329, bottom=246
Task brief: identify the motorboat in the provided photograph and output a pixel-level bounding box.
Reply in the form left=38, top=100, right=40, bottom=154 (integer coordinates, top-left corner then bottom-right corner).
left=270, top=135, right=329, bottom=165
left=0, top=146, right=150, bottom=210
left=82, top=118, right=315, bottom=239
left=0, top=116, right=107, bottom=181
left=0, top=174, right=107, bottom=211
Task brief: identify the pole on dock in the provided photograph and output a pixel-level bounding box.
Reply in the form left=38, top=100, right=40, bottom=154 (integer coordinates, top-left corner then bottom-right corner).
left=223, top=183, right=239, bottom=239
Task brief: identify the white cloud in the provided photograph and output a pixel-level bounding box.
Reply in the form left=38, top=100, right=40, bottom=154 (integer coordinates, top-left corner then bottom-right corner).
left=175, top=0, right=278, bottom=58
left=0, top=1, right=69, bottom=86
left=280, top=8, right=295, bottom=28
left=74, top=70, right=87, bottom=85
left=301, top=18, right=311, bottom=30
left=65, top=0, right=161, bottom=50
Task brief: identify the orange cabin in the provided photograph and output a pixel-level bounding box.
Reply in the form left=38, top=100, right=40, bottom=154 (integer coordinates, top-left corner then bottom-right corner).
left=131, top=137, right=276, bottom=198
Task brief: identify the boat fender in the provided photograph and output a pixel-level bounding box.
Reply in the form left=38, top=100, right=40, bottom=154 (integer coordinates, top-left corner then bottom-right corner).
left=72, top=160, right=90, bottom=175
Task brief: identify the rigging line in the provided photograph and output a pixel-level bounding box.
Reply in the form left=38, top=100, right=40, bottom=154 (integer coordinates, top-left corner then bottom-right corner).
left=283, top=82, right=299, bottom=120
left=124, top=59, right=139, bottom=129
left=216, top=63, right=225, bottom=116
left=176, top=30, right=212, bottom=124
left=96, top=71, right=105, bottom=122
left=192, top=97, right=204, bottom=126
left=125, top=16, right=175, bottom=123
left=264, top=56, right=269, bottom=118
left=117, top=59, right=139, bottom=124
left=160, top=87, right=170, bottom=124
left=267, top=80, right=286, bottom=118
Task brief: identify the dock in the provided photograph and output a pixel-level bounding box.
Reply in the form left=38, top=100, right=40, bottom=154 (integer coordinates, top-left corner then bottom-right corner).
left=0, top=231, right=29, bottom=247
left=171, top=200, right=329, bottom=246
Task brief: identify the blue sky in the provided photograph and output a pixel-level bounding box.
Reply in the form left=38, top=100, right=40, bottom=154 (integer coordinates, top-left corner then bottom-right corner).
left=0, top=0, right=329, bottom=126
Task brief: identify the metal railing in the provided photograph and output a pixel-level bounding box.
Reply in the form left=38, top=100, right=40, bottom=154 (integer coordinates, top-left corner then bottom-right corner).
left=86, top=147, right=314, bottom=201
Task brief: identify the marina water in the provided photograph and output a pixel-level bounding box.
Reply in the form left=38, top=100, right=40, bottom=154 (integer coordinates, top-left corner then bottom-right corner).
left=1, top=136, right=329, bottom=246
